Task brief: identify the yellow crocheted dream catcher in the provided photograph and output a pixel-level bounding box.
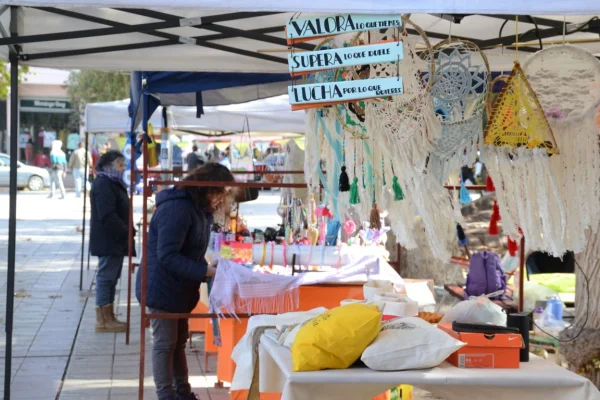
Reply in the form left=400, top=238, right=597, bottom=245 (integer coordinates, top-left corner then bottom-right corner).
left=483, top=59, right=568, bottom=256
left=484, top=61, right=558, bottom=154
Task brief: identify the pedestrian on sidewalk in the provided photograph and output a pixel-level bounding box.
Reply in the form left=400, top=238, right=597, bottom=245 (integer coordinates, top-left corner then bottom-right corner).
left=68, top=141, right=92, bottom=198
left=91, top=150, right=133, bottom=333
left=48, top=140, right=67, bottom=199
left=136, top=163, right=235, bottom=400
left=185, top=145, right=204, bottom=172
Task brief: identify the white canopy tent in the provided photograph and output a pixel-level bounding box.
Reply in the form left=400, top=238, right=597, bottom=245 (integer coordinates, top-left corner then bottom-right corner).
left=0, top=7, right=598, bottom=73
left=84, top=95, right=306, bottom=134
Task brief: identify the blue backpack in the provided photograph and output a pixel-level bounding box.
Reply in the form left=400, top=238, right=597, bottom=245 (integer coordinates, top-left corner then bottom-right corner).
left=465, top=251, right=506, bottom=299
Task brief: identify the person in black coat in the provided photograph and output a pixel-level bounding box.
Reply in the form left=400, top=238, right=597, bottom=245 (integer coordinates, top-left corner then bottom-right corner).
left=90, top=150, right=131, bottom=333
left=136, top=163, right=235, bottom=400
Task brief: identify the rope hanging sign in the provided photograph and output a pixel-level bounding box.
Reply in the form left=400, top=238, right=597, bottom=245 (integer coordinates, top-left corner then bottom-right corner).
left=285, top=14, right=403, bottom=45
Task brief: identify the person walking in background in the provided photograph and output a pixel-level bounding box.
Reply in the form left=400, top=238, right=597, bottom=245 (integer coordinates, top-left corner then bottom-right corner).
left=90, top=150, right=132, bottom=333
left=48, top=140, right=67, bottom=199
left=68, top=141, right=92, bottom=198
left=185, top=145, right=204, bottom=171
left=219, top=148, right=231, bottom=170
left=136, top=163, right=235, bottom=400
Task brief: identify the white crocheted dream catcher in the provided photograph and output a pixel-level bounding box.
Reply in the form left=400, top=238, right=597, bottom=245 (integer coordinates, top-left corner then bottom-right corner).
left=360, top=20, right=456, bottom=262
left=519, top=45, right=600, bottom=254
left=423, top=39, right=491, bottom=183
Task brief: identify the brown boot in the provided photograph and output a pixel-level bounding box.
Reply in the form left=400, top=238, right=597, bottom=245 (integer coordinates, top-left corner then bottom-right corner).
left=95, top=305, right=126, bottom=333
left=108, top=304, right=127, bottom=328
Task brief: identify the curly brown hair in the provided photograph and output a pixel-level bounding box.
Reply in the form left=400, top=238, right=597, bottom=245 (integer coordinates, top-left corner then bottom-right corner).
left=183, top=163, right=236, bottom=216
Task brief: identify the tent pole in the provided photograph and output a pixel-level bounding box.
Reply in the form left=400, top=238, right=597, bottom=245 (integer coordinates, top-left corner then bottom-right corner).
left=126, top=131, right=135, bottom=345
left=79, top=130, right=90, bottom=291
left=4, top=7, right=18, bottom=399
left=138, top=94, right=150, bottom=400
left=87, top=244, right=91, bottom=270
left=518, top=237, right=525, bottom=312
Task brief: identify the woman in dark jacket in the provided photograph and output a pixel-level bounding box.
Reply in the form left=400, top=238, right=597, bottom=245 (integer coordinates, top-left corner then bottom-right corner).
left=136, top=163, right=235, bottom=400
left=90, top=150, right=130, bottom=333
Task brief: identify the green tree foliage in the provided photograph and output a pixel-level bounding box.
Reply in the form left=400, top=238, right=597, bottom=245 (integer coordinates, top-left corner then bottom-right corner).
left=67, top=70, right=130, bottom=104
left=67, top=70, right=130, bottom=129
left=0, top=62, right=29, bottom=99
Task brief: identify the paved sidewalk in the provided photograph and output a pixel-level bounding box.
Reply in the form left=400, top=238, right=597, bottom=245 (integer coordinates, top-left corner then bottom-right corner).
left=0, top=191, right=229, bottom=400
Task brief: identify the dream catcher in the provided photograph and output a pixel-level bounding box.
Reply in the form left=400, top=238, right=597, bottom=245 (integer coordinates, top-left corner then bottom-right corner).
left=519, top=45, right=600, bottom=254
left=424, top=39, right=491, bottom=183
left=303, top=38, right=347, bottom=221
left=362, top=19, right=456, bottom=261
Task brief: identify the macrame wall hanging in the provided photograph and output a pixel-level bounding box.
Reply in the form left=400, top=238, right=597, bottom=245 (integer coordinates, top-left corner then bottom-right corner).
left=424, top=39, right=491, bottom=184
left=362, top=19, right=456, bottom=261
left=521, top=45, right=600, bottom=254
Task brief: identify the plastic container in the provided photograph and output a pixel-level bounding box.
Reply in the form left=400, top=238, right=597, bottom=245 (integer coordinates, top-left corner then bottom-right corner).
left=547, top=295, right=563, bottom=321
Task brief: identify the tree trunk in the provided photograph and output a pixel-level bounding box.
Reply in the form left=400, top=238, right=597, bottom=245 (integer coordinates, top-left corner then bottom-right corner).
left=560, top=226, right=600, bottom=388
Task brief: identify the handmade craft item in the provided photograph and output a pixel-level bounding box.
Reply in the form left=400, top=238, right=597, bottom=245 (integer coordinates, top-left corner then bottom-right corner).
left=484, top=60, right=566, bottom=256
left=424, top=39, right=490, bottom=183
left=363, top=23, right=455, bottom=262
left=520, top=45, right=600, bottom=254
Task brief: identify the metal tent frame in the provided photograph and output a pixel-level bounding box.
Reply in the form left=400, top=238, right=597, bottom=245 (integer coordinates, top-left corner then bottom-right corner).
left=2, top=6, right=600, bottom=399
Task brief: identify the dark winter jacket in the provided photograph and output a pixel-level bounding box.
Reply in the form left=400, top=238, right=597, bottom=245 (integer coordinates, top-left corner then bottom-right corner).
left=90, top=175, right=132, bottom=257
left=136, top=188, right=213, bottom=313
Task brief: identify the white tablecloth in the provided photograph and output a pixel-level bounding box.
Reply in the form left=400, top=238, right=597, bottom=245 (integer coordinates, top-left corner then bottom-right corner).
left=259, top=336, right=600, bottom=400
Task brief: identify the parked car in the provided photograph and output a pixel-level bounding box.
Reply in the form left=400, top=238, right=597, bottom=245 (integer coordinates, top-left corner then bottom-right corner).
left=0, top=153, right=50, bottom=191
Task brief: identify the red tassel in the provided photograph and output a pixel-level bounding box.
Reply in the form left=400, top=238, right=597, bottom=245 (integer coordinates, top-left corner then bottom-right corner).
left=488, top=201, right=500, bottom=235
left=486, top=175, right=496, bottom=192
left=507, top=236, right=518, bottom=256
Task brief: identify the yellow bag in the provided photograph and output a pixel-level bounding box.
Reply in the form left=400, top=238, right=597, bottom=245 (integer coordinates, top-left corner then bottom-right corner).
left=291, top=303, right=381, bottom=372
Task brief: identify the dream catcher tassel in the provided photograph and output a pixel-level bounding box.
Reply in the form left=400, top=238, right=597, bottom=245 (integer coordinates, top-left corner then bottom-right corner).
left=339, top=140, right=350, bottom=192
left=307, top=193, right=317, bottom=225
left=456, top=223, right=468, bottom=246
left=349, top=177, right=360, bottom=204
left=370, top=203, right=381, bottom=230
left=488, top=201, right=501, bottom=235
left=486, top=176, right=496, bottom=192
left=507, top=236, right=518, bottom=257
left=339, top=166, right=350, bottom=192
left=459, top=178, right=472, bottom=205
left=391, top=176, right=405, bottom=201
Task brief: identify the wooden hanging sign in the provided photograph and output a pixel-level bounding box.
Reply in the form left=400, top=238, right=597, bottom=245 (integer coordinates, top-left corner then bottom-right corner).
left=288, top=41, right=403, bottom=76
left=288, top=77, right=403, bottom=111
left=286, top=14, right=403, bottom=45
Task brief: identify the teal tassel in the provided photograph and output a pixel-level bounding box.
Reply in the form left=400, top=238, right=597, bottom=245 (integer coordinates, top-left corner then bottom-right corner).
left=349, top=177, right=360, bottom=205
left=392, top=176, right=404, bottom=201
left=459, top=179, right=472, bottom=205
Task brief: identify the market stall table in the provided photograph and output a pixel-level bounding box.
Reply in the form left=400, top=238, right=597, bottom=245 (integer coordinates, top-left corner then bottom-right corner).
left=258, top=335, right=600, bottom=400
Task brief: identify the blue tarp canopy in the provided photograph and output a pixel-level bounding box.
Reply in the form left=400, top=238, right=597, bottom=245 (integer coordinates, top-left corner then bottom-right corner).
left=128, top=70, right=293, bottom=134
